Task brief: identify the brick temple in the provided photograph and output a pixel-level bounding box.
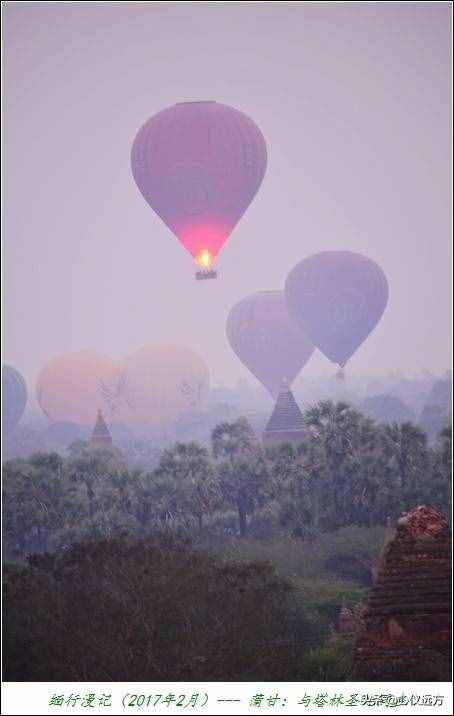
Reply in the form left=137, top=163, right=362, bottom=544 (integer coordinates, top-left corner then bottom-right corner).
left=352, top=506, right=452, bottom=681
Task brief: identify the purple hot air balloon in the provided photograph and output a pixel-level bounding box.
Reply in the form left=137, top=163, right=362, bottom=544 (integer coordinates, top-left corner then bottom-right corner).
left=226, top=291, right=315, bottom=398
left=285, top=251, right=389, bottom=370
left=131, top=101, right=267, bottom=276
left=3, top=365, right=27, bottom=434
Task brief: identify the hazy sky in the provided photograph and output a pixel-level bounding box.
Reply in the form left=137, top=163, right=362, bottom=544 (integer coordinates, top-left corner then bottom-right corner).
left=3, top=2, right=452, bottom=398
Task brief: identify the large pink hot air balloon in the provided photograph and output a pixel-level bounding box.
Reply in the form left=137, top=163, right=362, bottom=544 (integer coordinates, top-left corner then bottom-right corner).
left=226, top=291, right=315, bottom=398
left=285, top=251, right=389, bottom=372
left=120, top=345, right=210, bottom=431
left=131, top=101, right=267, bottom=278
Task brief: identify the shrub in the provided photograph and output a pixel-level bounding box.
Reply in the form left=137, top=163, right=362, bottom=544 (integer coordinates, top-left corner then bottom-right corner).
left=297, top=636, right=355, bottom=681
left=4, top=532, right=314, bottom=681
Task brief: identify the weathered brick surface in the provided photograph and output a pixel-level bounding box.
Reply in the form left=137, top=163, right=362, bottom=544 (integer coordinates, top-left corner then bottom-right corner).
left=352, top=506, right=452, bottom=681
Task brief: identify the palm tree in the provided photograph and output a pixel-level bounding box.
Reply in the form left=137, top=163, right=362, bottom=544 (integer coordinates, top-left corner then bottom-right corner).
left=3, top=454, right=67, bottom=556
left=154, top=442, right=219, bottom=532
left=67, top=445, right=120, bottom=519
left=426, top=425, right=452, bottom=516
left=380, top=422, right=429, bottom=496
left=302, top=401, right=377, bottom=529
left=211, top=418, right=267, bottom=536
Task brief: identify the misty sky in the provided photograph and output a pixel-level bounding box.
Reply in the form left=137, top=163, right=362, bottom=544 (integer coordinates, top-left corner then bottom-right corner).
left=3, top=2, right=452, bottom=400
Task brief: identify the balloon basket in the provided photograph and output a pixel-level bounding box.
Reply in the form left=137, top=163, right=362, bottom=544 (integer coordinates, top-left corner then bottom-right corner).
left=195, top=269, right=218, bottom=281
left=335, top=367, right=346, bottom=381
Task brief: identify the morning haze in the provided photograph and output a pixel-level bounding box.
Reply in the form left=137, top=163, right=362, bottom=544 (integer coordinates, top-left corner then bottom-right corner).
left=3, top=2, right=452, bottom=396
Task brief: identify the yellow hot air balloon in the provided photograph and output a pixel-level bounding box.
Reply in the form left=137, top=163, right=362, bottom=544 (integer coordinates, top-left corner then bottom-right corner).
left=120, top=345, right=209, bottom=430
left=37, top=351, right=122, bottom=425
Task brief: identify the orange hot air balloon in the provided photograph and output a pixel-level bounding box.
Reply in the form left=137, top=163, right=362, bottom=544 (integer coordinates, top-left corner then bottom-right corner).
left=120, top=345, right=210, bottom=430
left=37, top=351, right=122, bottom=425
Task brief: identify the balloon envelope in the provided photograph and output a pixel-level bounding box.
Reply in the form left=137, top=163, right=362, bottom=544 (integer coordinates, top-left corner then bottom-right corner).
left=226, top=291, right=315, bottom=398
left=131, top=101, right=267, bottom=266
left=2, top=365, right=27, bottom=433
left=120, top=345, right=210, bottom=430
left=285, top=251, right=389, bottom=368
left=37, top=352, right=122, bottom=425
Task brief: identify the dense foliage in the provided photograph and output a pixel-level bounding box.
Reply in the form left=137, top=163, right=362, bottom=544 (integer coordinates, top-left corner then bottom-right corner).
left=4, top=532, right=320, bottom=681
left=3, top=402, right=451, bottom=559
left=3, top=402, right=451, bottom=682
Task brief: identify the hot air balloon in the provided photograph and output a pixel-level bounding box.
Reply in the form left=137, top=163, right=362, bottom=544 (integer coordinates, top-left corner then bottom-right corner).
left=37, top=351, right=122, bottom=425
left=120, top=345, right=209, bottom=430
left=285, top=251, right=389, bottom=373
left=131, top=101, right=267, bottom=279
left=2, top=365, right=28, bottom=434
left=226, top=291, right=315, bottom=398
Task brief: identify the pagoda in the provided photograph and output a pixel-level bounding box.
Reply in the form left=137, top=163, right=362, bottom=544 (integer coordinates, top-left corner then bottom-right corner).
left=262, top=379, right=308, bottom=448
left=91, top=409, right=113, bottom=446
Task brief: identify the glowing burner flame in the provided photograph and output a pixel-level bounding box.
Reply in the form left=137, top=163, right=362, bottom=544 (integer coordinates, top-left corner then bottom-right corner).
left=197, top=249, right=212, bottom=268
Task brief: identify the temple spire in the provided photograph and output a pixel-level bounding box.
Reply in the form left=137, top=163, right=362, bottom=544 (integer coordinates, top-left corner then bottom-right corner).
left=262, top=378, right=307, bottom=448
left=91, top=409, right=113, bottom=446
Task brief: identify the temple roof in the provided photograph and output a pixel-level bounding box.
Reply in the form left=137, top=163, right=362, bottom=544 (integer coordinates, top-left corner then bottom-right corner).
left=397, top=505, right=448, bottom=538
left=91, top=409, right=112, bottom=444
left=264, top=379, right=306, bottom=434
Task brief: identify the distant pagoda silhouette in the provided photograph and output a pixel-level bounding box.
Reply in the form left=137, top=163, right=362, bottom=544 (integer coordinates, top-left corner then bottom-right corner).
left=91, top=409, right=113, bottom=446
left=262, top=379, right=307, bottom=448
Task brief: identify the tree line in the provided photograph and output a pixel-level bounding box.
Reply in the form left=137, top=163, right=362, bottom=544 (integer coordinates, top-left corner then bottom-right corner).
left=3, top=401, right=451, bottom=560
